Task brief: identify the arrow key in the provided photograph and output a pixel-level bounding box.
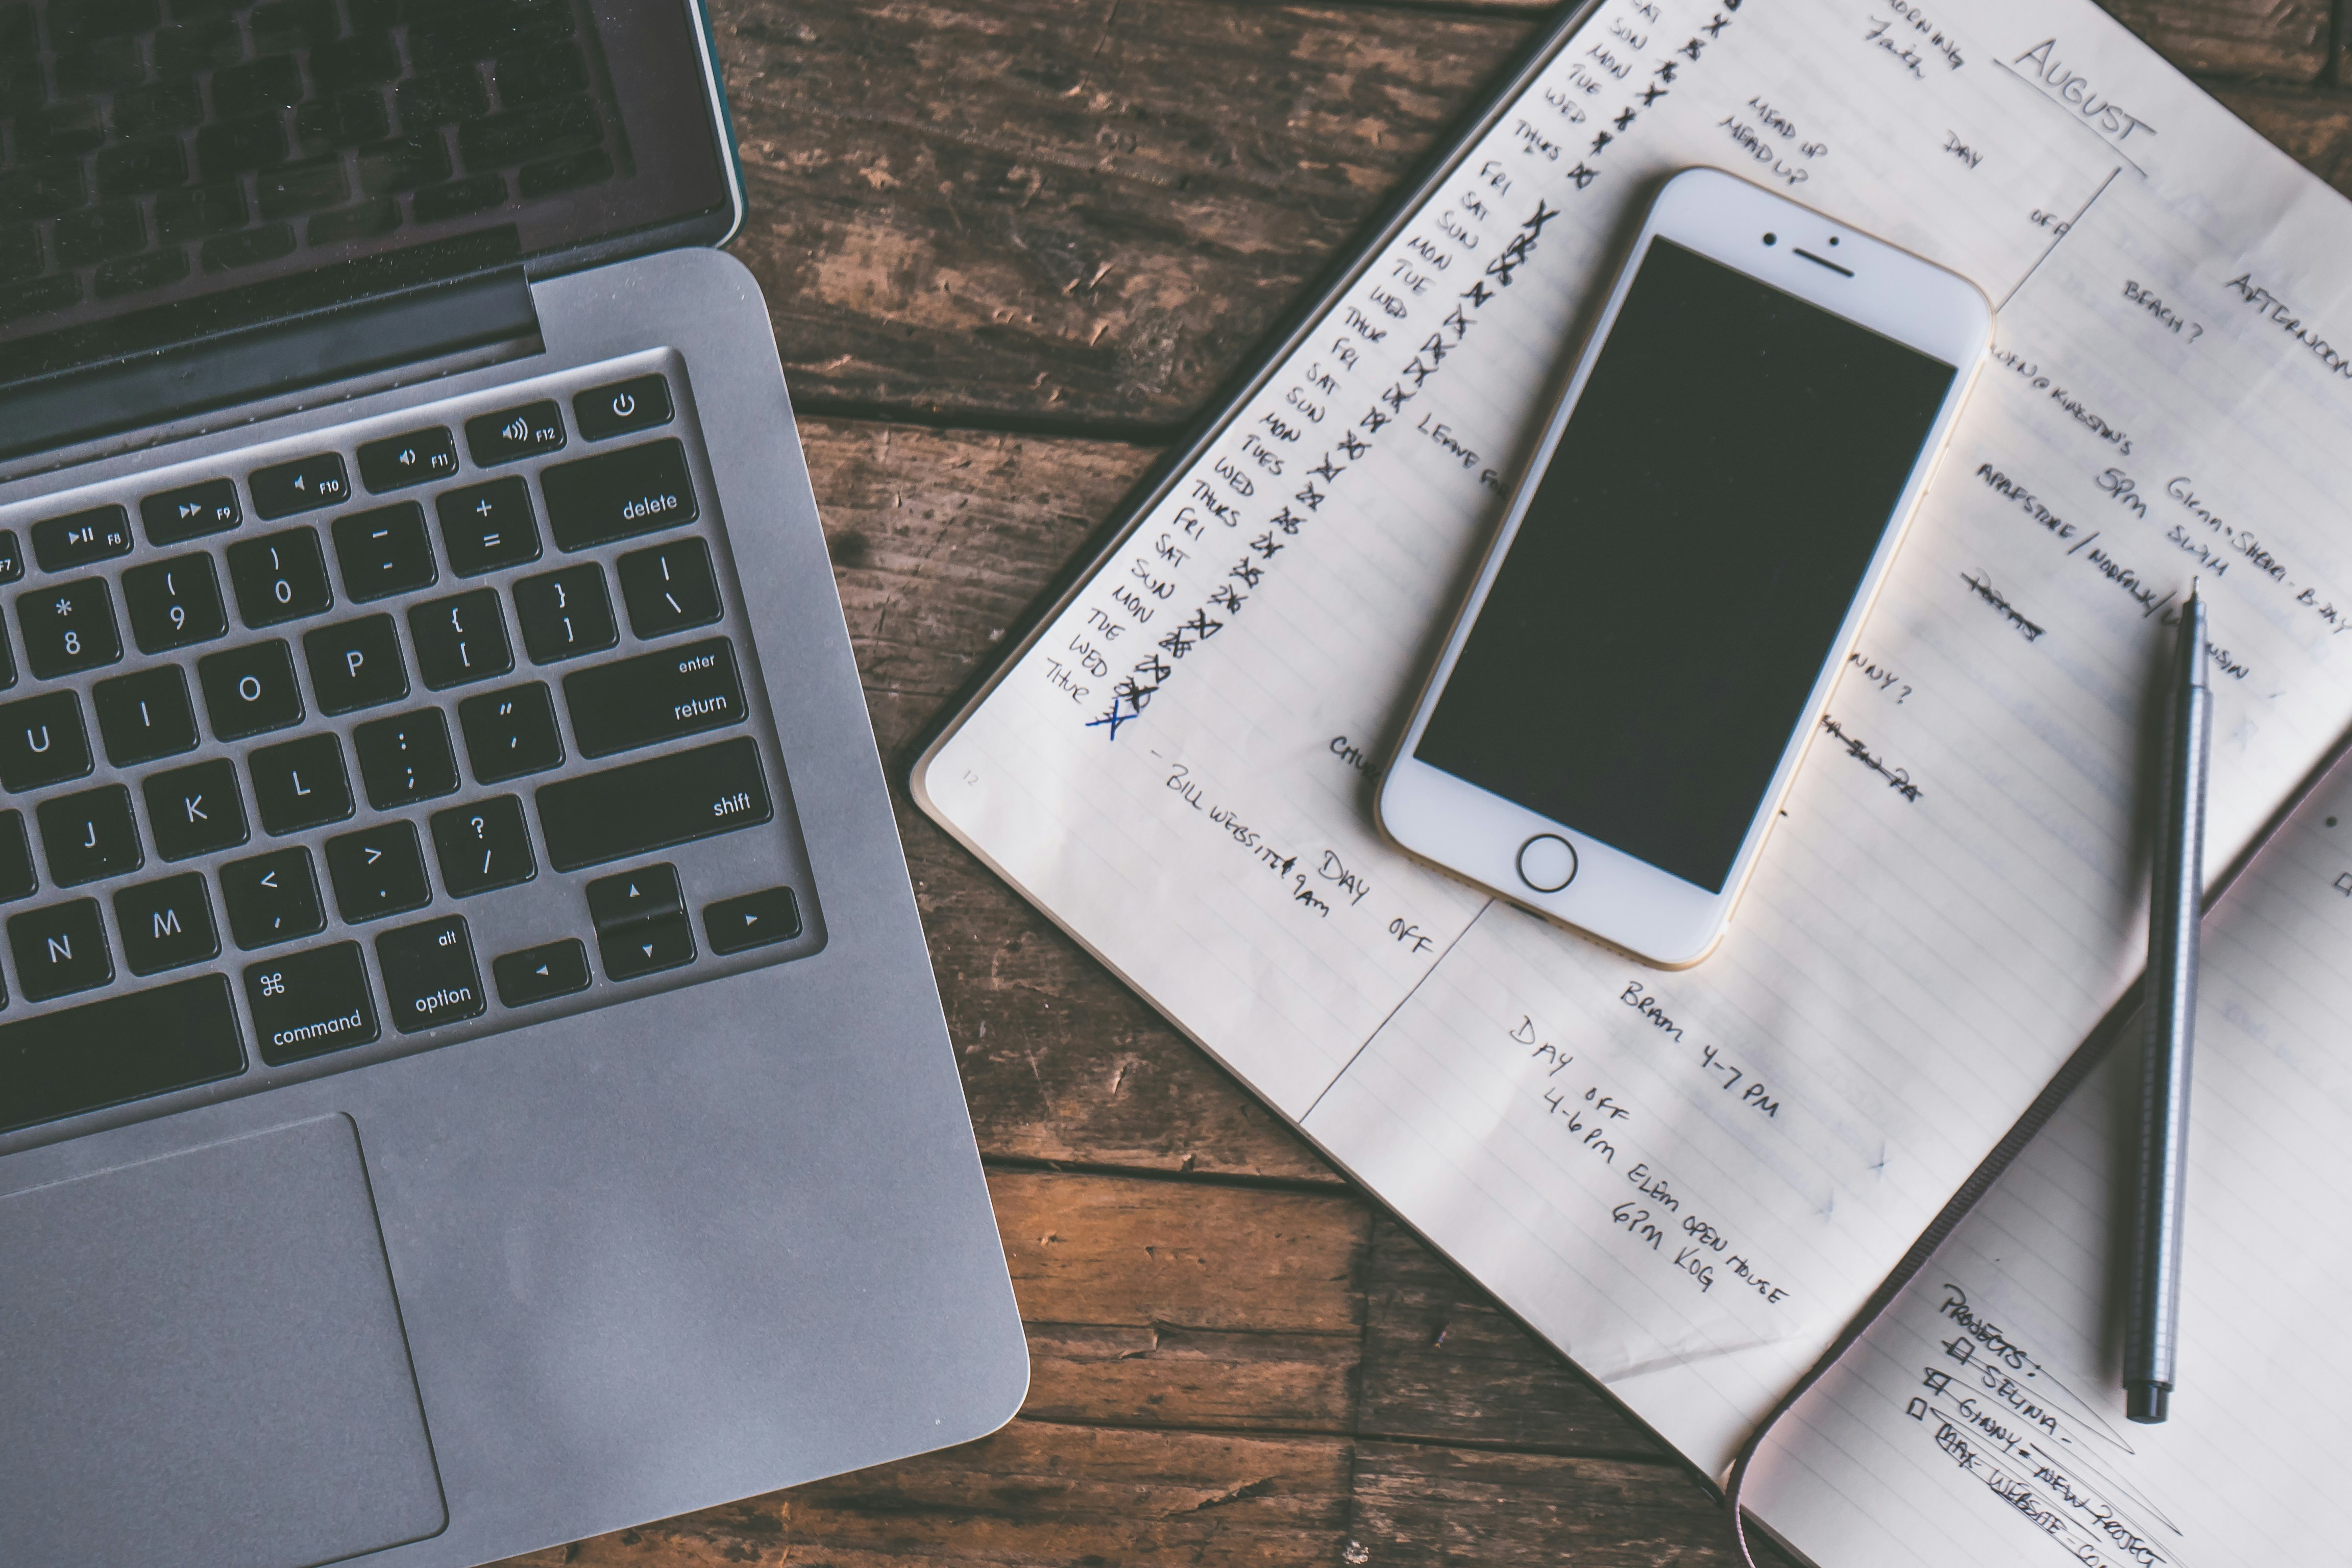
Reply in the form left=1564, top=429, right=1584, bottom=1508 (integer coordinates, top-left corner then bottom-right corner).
left=598, top=910, right=693, bottom=981
left=492, top=938, right=589, bottom=1006
left=704, top=887, right=801, bottom=955
left=585, top=862, right=680, bottom=930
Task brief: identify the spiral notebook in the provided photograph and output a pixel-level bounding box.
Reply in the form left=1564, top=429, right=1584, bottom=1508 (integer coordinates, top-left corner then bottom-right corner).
left=911, top=0, right=2352, bottom=1558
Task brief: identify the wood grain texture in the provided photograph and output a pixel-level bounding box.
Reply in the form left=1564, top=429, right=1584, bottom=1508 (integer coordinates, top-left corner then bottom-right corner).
left=1356, top=1213, right=1669, bottom=1457
left=2095, top=0, right=2333, bottom=80
left=803, top=415, right=1346, bottom=1180
left=717, top=0, right=1534, bottom=427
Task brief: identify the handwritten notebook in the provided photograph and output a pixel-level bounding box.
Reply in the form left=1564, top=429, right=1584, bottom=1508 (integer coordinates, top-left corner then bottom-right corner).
left=1744, top=759, right=2352, bottom=1567
left=913, top=0, right=2352, bottom=1505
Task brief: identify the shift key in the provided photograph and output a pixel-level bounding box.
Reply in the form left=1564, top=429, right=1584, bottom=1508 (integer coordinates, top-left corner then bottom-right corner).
left=563, top=638, right=745, bottom=757
left=536, top=737, right=772, bottom=871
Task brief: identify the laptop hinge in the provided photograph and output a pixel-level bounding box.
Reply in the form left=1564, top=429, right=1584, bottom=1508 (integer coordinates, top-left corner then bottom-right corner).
left=0, top=269, right=540, bottom=466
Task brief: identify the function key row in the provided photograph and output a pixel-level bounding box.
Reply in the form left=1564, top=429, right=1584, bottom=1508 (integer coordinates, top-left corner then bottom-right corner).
left=4, top=373, right=680, bottom=578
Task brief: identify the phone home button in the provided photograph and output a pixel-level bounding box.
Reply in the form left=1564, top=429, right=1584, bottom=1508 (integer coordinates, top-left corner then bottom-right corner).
left=1516, top=834, right=1577, bottom=894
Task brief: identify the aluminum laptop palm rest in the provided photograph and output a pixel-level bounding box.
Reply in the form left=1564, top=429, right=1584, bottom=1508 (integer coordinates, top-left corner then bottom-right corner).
left=0, top=245, right=1027, bottom=1568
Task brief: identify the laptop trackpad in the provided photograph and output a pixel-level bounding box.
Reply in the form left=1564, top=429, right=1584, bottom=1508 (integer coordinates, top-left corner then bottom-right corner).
left=0, top=1115, right=446, bottom=1568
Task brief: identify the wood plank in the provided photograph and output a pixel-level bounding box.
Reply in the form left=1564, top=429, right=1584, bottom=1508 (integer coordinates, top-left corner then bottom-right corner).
left=2211, top=82, right=2352, bottom=199
left=993, top=1169, right=1368, bottom=1430
left=802, top=415, right=1344, bottom=1180
left=500, top=1422, right=1354, bottom=1568
left=2096, top=0, right=2331, bottom=80
left=717, top=0, right=1534, bottom=426
left=1345, top=1441, right=1750, bottom=1566
left=1356, top=1212, right=1668, bottom=1457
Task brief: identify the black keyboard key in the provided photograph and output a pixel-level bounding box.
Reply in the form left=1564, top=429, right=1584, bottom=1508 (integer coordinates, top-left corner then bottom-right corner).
left=493, top=938, right=589, bottom=1006
left=0, top=529, right=22, bottom=581
left=214, top=56, right=303, bottom=120
left=250, top=732, right=353, bottom=835
left=457, top=681, right=563, bottom=782
left=221, top=845, right=325, bottom=950
left=145, top=757, right=249, bottom=861
left=0, top=974, right=243, bottom=1134
left=575, top=374, right=673, bottom=441
left=598, top=912, right=693, bottom=981
left=377, top=914, right=485, bottom=1034
left=0, top=691, right=92, bottom=792
left=206, top=225, right=298, bottom=271
left=332, top=502, right=438, bottom=602
left=564, top=638, right=745, bottom=758
left=357, top=132, right=451, bottom=197
left=304, top=614, right=408, bottom=714
left=313, top=32, right=401, bottom=90
left=536, top=737, right=772, bottom=872
left=514, top=563, right=616, bottom=664
left=246, top=941, right=378, bottom=1064
left=408, top=588, right=512, bottom=689
left=140, top=477, right=241, bottom=545
left=229, top=526, right=334, bottom=626
left=542, top=439, right=697, bottom=551
left=354, top=707, right=459, bottom=810
left=123, top=553, right=229, bottom=652
left=38, top=786, right=141, bottom=887
left=9, top=897, right=112, bottom=1001
left=157, top=180, right=248, bottom=242
left=17, top=577, right=121, bottom=677
left=32, top=504, right=133, bottom=570
left=54, top=200, right=146, bottom=266
left=397, top=67, right=489, bottom=128
left=0, top=811, right=33, bottom=902
left=430, top=795, right=535, bottom=897
left=705, top=887, right=803, bottom=954
left=93, top=665, right=199, bottom=766
left=325, top=820, right=431, bottom=923
left=195, top=115, right=288, bottom=179
left=617, top=536, right=722, bottom=638
left=95, top=134, right=189, bottom=197
left=357, top=427, right=458, bottom=493
left=465, top=400, right=565, bottom=466
left=249, top=452, right=350, bottom=519
left=586, top=862, right=681, bottom=928
left=198, top=639, right=303, bottom=739
left=416, top=176, right=509, bottom=226
left=437, top=477, right=541, bottom=576
left=115, top=872, right=219, bottom=975
left=307, top=199, right=401, bottom=247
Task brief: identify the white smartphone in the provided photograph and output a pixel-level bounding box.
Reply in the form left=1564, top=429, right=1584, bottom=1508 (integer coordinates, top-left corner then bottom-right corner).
left=1378, top=167, right=1990, bottom=967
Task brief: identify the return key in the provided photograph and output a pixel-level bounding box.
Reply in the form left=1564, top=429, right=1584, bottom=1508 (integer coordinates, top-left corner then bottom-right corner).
left=563, top=637, right=746, bottom=758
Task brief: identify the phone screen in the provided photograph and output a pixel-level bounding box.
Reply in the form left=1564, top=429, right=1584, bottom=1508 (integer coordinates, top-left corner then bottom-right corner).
left=1414, top=237, right=1957, bottom=893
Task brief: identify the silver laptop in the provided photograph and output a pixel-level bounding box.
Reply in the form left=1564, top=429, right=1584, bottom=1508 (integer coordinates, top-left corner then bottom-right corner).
left=0, top=6, right=1027, bottom=1564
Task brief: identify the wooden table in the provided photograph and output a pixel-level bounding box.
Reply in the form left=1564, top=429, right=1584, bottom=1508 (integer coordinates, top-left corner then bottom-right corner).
left=508, top=2, right=2344, bottom=1561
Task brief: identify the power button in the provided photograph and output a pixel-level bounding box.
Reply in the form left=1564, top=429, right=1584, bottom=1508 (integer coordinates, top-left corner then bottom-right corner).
left=1516, top=834, right=1577, bottom=894
left=574, top=374, right=675, bottom=442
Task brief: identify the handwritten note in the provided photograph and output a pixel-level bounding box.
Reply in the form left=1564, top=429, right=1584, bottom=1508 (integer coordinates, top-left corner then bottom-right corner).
left=1748, top=763, right=2352, bottom=1567
left=917, top=0, right=2352, bottom=1479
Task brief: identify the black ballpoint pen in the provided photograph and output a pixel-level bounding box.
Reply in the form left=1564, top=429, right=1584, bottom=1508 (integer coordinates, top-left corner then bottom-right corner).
left=2125, top=584, right=2209, bottom=1425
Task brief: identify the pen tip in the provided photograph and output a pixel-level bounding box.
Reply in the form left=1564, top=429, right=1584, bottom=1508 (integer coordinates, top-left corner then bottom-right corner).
left=2187, top=580, right=2199, bottom=605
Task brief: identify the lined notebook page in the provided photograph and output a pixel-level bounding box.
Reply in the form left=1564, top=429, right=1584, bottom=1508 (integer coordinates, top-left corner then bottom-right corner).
left=1744, top=759, right=2352, bottom=1568
left=916, top=0, right=2352, bottom=1475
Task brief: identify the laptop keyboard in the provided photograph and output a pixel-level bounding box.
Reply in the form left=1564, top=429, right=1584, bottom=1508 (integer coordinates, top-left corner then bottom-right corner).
left=0, top=0, right=625, bottom=323
left=0, top=354, right=824, bottom=1137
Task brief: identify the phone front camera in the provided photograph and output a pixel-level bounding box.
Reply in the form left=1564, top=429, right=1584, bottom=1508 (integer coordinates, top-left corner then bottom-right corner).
left=1828, top=235, right=1841, bottom=246
left=1763, top=232, right=1777, bottom=246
